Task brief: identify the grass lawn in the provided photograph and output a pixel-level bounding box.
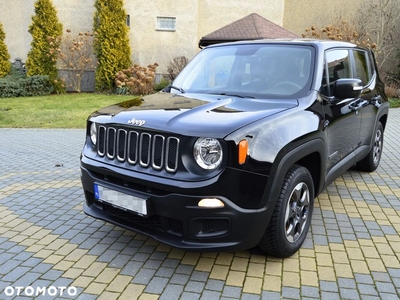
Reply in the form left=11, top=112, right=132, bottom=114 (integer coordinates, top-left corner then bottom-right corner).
left=0, top=93, right=136, bottom=128
left=389, top=98, right=400, bottom=108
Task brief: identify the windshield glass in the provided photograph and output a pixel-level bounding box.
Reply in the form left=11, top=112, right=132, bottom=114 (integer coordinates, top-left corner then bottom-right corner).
left=172, top=43, right=315, bottom=99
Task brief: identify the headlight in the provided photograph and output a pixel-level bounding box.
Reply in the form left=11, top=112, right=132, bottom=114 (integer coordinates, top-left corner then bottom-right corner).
left=90, top=122, right=97, bottom=145
left=193, top=138, right=223, bottom=170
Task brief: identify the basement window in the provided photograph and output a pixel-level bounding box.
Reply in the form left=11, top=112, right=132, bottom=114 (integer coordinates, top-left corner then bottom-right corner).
left=156, top=17, right=176, bottom=31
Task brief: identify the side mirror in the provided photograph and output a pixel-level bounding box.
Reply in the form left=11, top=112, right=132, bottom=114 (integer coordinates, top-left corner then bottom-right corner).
left=333, top=78, right=363, bottom=99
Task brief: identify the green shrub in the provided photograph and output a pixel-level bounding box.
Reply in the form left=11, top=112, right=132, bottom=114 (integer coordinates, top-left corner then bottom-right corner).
left=93, top=0, right=132, bottom=92
left=0, top=78, right=23, bottom=97
left=115, top=86, right=130, bottom=95
left=0, top=23, right=11, bottom=78
left=0, top=75, right=53, bottom=98
left=22, top=76, right=54, bottom=96
left=26, top=0, right=64, bottom=93
left=154, top=77, right=170, bottom=92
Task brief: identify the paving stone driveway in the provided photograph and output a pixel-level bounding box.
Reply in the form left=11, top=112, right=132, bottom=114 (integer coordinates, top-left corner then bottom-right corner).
left=0, top=109, right=400, bottom=300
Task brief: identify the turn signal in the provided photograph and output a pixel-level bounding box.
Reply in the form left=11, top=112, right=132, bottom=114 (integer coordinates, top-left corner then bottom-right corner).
left=238, top=140, right=248, bottom=165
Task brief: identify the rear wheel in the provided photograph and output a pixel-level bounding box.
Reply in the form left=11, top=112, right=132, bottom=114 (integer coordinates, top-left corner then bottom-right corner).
left=258, top=165, right=314, bottom=258
left=356, top=121, right=383, bottom=172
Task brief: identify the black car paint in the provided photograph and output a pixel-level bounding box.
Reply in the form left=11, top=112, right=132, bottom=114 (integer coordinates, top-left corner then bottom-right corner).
left=80, top=40, right=389, bottom=252
left=88, top=92, right=299, bottom=138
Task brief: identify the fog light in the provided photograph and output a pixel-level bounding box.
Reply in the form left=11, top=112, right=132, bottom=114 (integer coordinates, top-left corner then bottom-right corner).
left=198, top=198, right=225, bottom=208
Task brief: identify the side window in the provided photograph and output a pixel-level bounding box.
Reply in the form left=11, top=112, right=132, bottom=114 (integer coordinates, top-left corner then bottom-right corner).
left=321, top=49, right=351, bottom=96
left=352, top=50, right=371, bottom=86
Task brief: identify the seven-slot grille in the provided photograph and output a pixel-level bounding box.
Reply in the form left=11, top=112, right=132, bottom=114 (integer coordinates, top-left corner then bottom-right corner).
left=97, top=125, right=179, bottom=172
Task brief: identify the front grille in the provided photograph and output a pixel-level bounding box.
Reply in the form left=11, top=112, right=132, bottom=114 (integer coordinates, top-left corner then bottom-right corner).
left=97, top=125, right=179, bottom=173
left=103, top=203, right=164, bottom=231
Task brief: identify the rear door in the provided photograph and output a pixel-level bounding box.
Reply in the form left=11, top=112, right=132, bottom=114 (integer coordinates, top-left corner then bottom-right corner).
left=351, top=49, right=378, bottom=147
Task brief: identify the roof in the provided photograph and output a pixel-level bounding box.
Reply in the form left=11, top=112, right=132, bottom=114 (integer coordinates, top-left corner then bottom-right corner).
left=206, top=38, right=359, bottom=51
left=199, top=13, right=299, bottom=48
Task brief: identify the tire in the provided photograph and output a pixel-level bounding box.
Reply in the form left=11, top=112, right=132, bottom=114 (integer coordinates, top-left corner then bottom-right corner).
left=258, top=165, right=314, bottom=258
left=356, top=121, right=384, bottom=172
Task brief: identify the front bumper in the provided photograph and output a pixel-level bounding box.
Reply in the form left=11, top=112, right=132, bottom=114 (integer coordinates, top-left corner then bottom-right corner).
left=80, top=157, right=273, bottom=252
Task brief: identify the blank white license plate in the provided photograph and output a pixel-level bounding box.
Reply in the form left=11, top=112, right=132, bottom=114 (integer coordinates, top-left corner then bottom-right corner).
left=94, top=184, right=147, bottom=216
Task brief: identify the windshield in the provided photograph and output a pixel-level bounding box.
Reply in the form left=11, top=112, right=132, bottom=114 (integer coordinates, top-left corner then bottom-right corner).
left=172, top=43, right=315, bottom=99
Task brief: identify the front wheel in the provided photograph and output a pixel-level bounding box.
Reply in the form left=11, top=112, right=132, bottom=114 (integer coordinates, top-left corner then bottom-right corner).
left=258, top=165, right=314, bottom=258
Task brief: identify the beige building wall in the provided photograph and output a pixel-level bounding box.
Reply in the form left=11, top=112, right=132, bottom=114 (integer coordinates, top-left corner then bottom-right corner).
left=128, top=0, right=285, bottom=73
left=52, top=0, right=94, bottom=33
left=283, top=0, right=363, bottom=36
left=0, top=0, right=35, bottom=62
left=0, top=0, right=94, bottom=63
left=127, top=0, right=199, bottom=73
left=1, top=0, right=285, bottom=74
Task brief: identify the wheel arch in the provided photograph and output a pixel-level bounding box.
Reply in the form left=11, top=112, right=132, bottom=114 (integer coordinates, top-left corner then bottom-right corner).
left=261, top=138, right=326, bottom=209
left=379, top=113, right=388, bottom=131
left=296, top=151, right=323, bottom=197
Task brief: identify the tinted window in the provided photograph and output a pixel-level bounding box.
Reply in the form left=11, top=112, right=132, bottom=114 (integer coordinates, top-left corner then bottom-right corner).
left=321, top=49, right=351, bottom=96
left=327, top=50, right=351, bottom=80
left=353, top=50, right=371, bottom=86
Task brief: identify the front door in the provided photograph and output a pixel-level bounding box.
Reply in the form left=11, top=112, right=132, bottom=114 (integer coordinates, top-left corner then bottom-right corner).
left=321, top=49, right=362, bottom=171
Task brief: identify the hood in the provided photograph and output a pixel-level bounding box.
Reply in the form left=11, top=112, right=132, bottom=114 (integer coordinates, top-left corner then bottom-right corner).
left=90, top=92, right=298, bottom=138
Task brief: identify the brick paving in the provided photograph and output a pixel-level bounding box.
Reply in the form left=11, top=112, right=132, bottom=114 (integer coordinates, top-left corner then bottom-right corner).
left=0, top=109, right=400, bottom=299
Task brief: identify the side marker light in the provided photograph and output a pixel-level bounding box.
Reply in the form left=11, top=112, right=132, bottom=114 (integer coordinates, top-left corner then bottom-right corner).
left=238, top=140, right=248, bottom=165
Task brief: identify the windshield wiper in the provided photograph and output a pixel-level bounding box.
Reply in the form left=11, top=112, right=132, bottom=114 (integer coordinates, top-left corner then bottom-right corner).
left=169, top=85, right=185, bottom=93
left=216, top=93, right=255, bottom=99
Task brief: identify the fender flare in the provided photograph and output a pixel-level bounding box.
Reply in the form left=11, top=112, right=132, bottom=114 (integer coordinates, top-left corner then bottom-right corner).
left=261, top=138, right=326, bottom=211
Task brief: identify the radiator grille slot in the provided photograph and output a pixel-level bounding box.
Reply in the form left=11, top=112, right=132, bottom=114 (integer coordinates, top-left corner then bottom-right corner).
left=97, top=125, right=179, bottom=173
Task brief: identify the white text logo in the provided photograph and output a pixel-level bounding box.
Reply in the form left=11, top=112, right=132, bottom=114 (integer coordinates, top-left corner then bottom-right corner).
left=128, top=118, right=146, bottom=126
left=3, top=286, right=77, bottom=297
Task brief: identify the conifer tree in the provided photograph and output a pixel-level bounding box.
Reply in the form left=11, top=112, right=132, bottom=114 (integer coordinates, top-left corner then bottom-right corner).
left=0, top=23, right=11, bottom=78
left=93, top=0, right=132, bottom=91
left=26, top=0, right=64, bottom=93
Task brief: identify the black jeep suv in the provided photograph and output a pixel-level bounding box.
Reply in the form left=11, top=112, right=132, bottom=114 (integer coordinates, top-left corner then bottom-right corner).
left=80, top=40, right=388, bottom=257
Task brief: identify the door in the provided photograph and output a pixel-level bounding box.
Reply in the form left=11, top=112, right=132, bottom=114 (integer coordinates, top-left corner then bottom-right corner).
left=321, top=49, right=362, bottom=170
left=351, top=49, right=378, bottom=147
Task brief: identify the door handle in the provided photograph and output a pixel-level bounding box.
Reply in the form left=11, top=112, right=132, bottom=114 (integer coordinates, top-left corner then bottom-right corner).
left=348, top=100, right=363, bottom=112
left=371, top=96, right=382, bottom=108
left=372, top=96, right=381, bottom=104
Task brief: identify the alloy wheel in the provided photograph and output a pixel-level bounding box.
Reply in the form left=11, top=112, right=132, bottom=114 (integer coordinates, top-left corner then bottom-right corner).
left=373, top=129, right=383, bottom=165
left=284, top=182, right=310, bottom=243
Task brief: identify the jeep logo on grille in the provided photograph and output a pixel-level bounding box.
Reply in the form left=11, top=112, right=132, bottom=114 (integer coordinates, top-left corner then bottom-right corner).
left=128, top=118, right=146, bottom=126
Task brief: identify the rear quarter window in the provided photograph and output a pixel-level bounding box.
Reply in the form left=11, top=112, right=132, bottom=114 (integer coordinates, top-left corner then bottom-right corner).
left=353, top=50, right=372, bottom=86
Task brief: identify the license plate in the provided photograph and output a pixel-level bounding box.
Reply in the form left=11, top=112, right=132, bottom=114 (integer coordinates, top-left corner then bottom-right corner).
left=94, top=184, right=147, bottom=216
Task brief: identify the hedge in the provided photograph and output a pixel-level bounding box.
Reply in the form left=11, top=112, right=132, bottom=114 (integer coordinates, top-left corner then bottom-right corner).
left=0, top=75, right=54, bottom=97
